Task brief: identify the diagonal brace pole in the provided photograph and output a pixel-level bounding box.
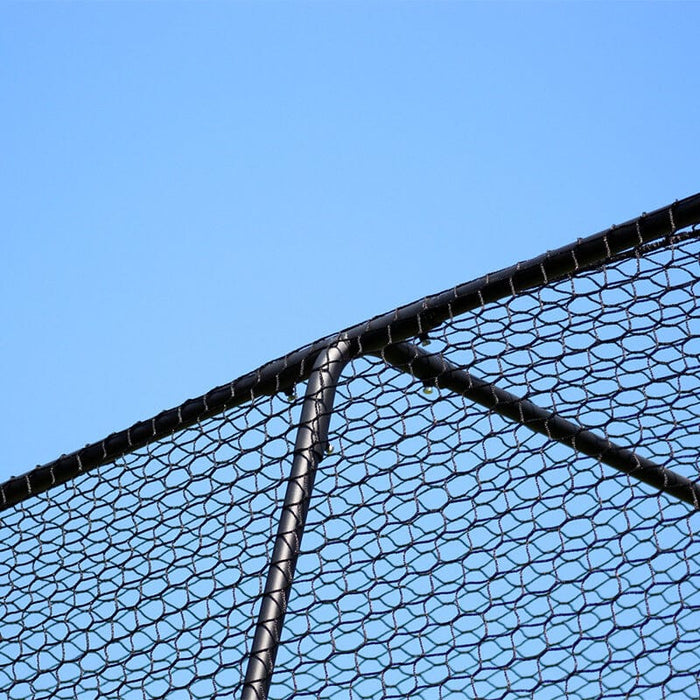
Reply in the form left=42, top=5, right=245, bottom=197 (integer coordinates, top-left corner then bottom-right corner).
left=241, top=340, right=353, bottom=700
left=376, top=342, right=700, bottom=509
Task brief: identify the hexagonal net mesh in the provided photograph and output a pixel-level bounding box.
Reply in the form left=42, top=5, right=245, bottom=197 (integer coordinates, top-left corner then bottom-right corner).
left=2, top=197, right=700, bottom=699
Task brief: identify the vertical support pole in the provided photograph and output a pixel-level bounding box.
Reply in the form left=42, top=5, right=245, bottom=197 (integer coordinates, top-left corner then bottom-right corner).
left=241, top=340, right=352, bottom=700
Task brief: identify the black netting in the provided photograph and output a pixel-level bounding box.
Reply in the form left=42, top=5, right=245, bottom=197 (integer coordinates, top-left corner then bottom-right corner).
left=2, top=204, right=700, bottom=699
left=0, top=395, right=297, bottom=699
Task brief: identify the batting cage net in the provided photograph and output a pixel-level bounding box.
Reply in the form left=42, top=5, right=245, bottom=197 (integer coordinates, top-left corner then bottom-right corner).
left=2, top=194, right=700, bottom=700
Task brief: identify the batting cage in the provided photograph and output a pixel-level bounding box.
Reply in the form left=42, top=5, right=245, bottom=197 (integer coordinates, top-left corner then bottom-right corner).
left=2, top=194, right=700, bottom=699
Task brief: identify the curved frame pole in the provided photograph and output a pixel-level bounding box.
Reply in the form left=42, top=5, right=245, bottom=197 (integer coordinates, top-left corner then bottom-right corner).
left=241, top=340, right=353, bottom=700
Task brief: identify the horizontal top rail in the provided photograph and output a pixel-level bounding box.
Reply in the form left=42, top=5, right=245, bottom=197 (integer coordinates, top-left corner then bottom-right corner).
left=3, top=192, right=700, bottom=511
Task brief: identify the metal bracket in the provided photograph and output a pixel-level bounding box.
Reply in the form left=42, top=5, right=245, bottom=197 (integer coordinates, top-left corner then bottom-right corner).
left=376, top=341, right=700, bottom=509
left=241, top=340, right=353, bottom=700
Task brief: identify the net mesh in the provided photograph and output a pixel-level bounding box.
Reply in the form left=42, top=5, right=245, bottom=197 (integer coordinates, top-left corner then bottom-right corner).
left=2, top=218, right=700, bottom=699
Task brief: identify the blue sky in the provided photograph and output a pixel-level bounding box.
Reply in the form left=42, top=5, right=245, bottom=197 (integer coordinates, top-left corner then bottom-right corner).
left=2, top=1, right=700, bottom=482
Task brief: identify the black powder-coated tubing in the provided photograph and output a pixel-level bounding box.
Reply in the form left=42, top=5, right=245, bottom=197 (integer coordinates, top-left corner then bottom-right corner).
left=377, top=342, right=700, bottom=509
left=3, top=193, right=700, bottom=510
left=240, top=340, right=352, bottom=700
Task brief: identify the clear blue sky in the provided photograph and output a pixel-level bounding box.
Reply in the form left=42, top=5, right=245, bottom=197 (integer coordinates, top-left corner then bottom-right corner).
left=2, top=1, right=699, bottom=482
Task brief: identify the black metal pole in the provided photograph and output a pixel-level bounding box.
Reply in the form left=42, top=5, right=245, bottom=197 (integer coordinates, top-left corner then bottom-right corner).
left=6, top=193, right=700, bottom=512
left=240, top=340, right=352, bottom=700
left=377, top=342, right=700, bottom=509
